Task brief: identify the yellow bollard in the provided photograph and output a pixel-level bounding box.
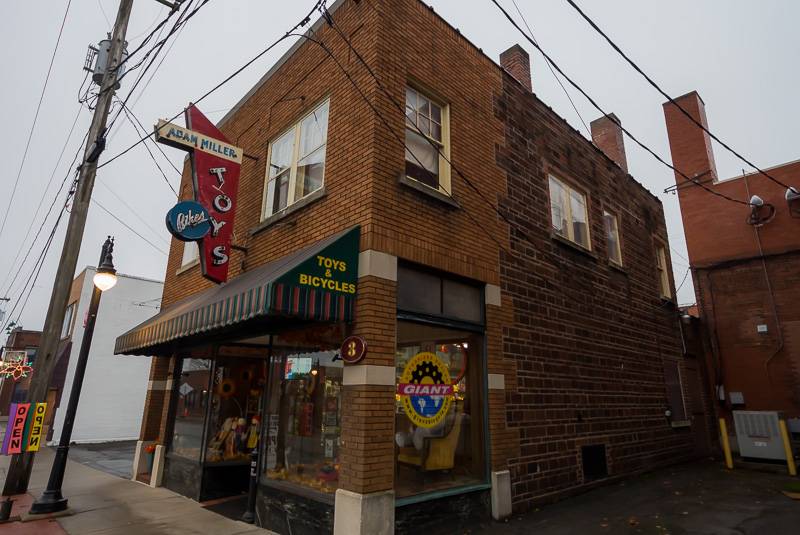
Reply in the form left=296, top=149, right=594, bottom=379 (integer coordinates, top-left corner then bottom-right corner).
left=778, top=419, right=797, bottom=476
left=719, top=418, right=734, bottom=469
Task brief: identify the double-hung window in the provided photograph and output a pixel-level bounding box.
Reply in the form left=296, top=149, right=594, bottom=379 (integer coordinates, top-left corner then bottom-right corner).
left=181, top=242, right=199, bottom=267
left=263, top=99, right=330, bottom=219
left=548, top=175, right=590, bottom=249
left=404, top=87, right=450, bottom=193
left=61, top=303, right=75, bottom=339
left=655, top=243, right=671, bottom=299
left=603, top=210, right=622, bottom=265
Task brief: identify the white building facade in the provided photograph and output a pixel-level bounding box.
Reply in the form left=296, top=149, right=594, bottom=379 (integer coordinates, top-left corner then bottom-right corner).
left=50, top=268, right=163, bottom=443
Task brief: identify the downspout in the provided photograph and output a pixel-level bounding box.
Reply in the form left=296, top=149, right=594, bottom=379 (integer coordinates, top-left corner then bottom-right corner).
left=743, top=173, right=784, bottom=384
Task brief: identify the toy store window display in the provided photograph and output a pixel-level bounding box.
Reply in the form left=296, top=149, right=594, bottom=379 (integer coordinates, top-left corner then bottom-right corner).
left=394, top=321, right=486, bottom=498
left=204, top=358, right=266, bottom=464
left=262, top=346, right=343, bottom=496
left=171, top=358, right=212, bottom=460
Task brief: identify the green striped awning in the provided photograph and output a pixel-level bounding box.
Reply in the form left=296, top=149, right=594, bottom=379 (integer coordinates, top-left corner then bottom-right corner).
left=115, top=226, right=360, bottom=356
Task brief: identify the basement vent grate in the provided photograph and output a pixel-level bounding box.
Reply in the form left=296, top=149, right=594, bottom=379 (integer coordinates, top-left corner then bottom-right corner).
left=581, top=444, right=608, bottom=481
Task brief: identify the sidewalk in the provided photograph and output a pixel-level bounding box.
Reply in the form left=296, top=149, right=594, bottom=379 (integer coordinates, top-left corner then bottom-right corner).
left=0, top=447, right=274, bottom=534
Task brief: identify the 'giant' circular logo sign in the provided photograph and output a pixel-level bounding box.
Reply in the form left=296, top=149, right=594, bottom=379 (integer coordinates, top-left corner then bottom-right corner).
left=397, top=352, right=453, bottom=428
left=166, top=201, right=211, bottom=242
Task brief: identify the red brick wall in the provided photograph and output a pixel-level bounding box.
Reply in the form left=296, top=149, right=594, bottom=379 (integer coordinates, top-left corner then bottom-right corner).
left=497, top=73, right=699, bottom=510
left=138, top=0, right=711, bottom=514
left=664, top=91, right=800, bottom=419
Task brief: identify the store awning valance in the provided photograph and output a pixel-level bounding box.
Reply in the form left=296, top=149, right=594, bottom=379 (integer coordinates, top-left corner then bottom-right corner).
left=114, top=226, right=360, bottom=356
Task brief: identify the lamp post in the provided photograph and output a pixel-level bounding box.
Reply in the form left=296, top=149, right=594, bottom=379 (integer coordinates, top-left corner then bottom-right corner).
left=29, top=237, right=118, bottom=515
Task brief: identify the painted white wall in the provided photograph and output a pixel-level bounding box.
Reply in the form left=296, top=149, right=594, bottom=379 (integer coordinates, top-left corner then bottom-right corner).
left=50, top=268, right=163, bottom=444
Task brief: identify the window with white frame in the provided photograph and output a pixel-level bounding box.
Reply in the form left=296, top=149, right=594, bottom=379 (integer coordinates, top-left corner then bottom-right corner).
left=603, top=210, right=622, bottom=265
left=181, top=241, right=199, bottom=267
left=655, top=243, right=671, bottom=298
left=404, top=86, right=450, bottom=192
left=263, top=99, right=330, bottom=219
left=548, top=175, right=590, bottom=249
left=60, top=302, right=75, bottom=339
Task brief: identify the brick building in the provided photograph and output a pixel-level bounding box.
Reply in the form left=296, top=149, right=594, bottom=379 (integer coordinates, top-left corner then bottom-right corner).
left=115, top=1, right=711, bottom=533
left=664, top=92, right=800, bottom=434
left=0, top=329, right=70, bottom=441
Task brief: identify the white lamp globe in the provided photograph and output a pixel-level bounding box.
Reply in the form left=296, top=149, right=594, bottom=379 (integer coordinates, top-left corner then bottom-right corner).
left=93, top=270, right=118, bottom=292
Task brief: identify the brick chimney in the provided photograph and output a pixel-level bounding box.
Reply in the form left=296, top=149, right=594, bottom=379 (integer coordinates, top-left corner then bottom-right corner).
left=590, top=113, right=628, bottom=173
left=500, top=44, right=532, bottom=92
left=663, top=91, right=718, bottom=184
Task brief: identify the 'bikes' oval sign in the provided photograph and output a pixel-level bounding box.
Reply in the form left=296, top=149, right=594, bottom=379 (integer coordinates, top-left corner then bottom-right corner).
left=166, top=201, right=211, bottom=242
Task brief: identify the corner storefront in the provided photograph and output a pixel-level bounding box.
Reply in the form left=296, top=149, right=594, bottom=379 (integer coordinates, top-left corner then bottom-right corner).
left=116, top=226, right=495, bottom=534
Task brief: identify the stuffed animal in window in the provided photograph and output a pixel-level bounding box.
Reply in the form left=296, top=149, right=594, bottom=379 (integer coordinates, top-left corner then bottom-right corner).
left=246, top=414, right=261, bottom=450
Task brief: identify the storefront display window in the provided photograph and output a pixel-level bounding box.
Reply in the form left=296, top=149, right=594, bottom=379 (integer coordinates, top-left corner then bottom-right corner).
left=395, top=321, right=485, bottom=498
left=204, top=358, right=267, bottom=463
left=171, top=358, right=211, bottom=460
left=262, top=333, right=343, bottom=495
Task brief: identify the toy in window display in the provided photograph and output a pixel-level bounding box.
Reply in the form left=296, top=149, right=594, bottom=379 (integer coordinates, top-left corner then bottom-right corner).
left=224, top=427, right=237, bottom=460
left=233, top=417, right=248, bottom=454
left=246, top=414, right=260, bottom=450
left=206, top=417, right=235, bottom=462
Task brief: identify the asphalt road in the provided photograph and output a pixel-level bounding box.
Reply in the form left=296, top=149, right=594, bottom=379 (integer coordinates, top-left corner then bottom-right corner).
left=67, top=439, right=137, bottom=479
left=470, top=460, right=800, bottom=535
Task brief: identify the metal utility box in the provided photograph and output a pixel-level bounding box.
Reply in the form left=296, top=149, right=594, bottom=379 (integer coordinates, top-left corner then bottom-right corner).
left=732, top=411, right=789, bottom=461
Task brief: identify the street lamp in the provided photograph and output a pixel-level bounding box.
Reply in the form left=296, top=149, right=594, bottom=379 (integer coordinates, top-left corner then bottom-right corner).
left=29, top=237, right=117, bottom=515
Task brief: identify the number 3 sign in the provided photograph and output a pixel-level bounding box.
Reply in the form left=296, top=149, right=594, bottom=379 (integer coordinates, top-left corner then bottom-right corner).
left=340, top=336, right=367, bottom=364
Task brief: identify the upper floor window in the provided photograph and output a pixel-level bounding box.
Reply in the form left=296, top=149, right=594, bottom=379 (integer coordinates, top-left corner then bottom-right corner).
left=181, top=241, right=199, bottom=267
left=263, top=99, right=330, bottom=219
left=549, top=175, right=590, bottom=249
left=603, top=210, right=622, bottom=265
left=61, top=302, right=75, bottom=339
left=655, top=243, right=671, bottom=298
left=405, top=87, right=450, bottom=193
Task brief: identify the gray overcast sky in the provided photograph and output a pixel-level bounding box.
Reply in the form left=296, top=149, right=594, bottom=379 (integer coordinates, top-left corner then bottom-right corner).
left=1, top=0, right=798, bottom=338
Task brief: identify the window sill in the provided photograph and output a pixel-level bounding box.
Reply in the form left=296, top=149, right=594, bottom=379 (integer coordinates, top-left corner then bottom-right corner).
left=176, top=258, right=200, bottom=275
left=660, top=296, right=676, bottom=307
left=670, top=420, right=691, bottom=428
left=250, top=187, right=327, bottom=236
left=551, top=232, right=596, bottom=260
left=609, top=261, right=627, bottom=275
left=259, top=478, right=335, bottom=505
left=398, top=174, right=460, bottom=208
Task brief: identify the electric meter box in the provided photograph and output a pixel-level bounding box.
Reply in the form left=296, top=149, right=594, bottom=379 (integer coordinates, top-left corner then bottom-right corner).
left=732, top=410, right=790, bottom=461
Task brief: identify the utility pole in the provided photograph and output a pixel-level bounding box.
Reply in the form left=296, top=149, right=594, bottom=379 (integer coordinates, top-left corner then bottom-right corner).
left=2, top=0, right=134, bottom=496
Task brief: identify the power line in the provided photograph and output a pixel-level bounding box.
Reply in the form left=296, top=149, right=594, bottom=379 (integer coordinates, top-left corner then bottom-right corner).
left=107, top=0, right=206, bottom=132
left=675, top=265, right=691, bottom=294
left=488, top=0, right=752, bottom=207
left=97, top=0, right=112, bottom=29
left=0, top=0, right=73, bottom=244
left=99, top=0, right=326, bottom=170
left=128, top=6, right=166, bottom=42
left=291, top=23, right=514, bottom=258
left=563, top=0, right=794, bottom=192
left=670, top=245, right=690, bottom=264
left=1, top=183, right=75, bottom=333
left=110, top=1, right=182, bottom=77
left=117, top=99, right=180, bottom=195
left=124, top=14, right=189, bottom=120
left=320, top=5, right=558, bottom=255
left=2, top=148, right=85, bottom=299
left=90, top=198, right=169, bottom=256
left=510, top=0, right=590, bottom=136
left=0, top=106, right=86, bottom=294
left=95, top=180, right=171, bottom=248
left=118, top=99, right=182, bottom=176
